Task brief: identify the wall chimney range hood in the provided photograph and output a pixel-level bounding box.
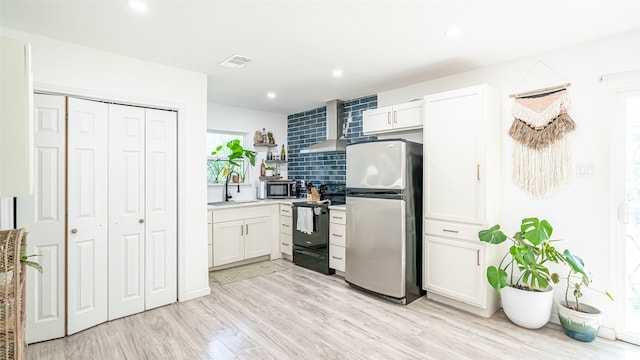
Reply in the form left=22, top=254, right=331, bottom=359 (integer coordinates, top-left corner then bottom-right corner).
left=300, top=99, right=347, bottom=153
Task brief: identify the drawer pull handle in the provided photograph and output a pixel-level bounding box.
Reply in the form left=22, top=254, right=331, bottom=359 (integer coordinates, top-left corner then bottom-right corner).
left=442, top=229, right=459, bottom=234
left=71, top=228, right=78, bottom=234
left=241, top=225, right=244, bottom=236
left=387, top=112, right=391, bottom=124
left=332, top=216, right=344, bottom=220
left=306, top=241, right=312, bottom=245
left=246, top=224, right=249, bottom=234
left=282, top=224, right=290, bottom=227
left=332, top=234, right=343, bottom=237
left=281, top=242, right=289, bottom=246
left=332, top=256, right=343, bottom=260
left=477, top=250, right=480, bottom=266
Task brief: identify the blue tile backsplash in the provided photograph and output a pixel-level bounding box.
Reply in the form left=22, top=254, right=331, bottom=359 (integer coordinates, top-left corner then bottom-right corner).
left=287, top=95, right=378, bottom=185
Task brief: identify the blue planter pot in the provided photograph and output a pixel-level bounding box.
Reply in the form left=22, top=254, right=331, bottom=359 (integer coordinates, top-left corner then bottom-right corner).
left=557, top=301, right=603, bottom=342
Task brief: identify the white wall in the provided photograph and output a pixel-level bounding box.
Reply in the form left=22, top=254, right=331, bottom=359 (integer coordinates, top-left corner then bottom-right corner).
left=207, top=102, right=287, bottom=202
left=379, top=29, right=640, bottom=336
left=1, top=27, right=211, bottom=302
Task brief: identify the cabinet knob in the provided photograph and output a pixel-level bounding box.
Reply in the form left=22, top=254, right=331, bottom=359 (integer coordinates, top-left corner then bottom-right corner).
left=139, top=219, right=145, bottom=224
left=71, top=228, right=78, bottom=234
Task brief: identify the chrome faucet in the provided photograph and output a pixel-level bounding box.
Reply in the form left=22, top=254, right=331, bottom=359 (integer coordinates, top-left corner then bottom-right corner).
left=224, top=171, right=240, bottom=202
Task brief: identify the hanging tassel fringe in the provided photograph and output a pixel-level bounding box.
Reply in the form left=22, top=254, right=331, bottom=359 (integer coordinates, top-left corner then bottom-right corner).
left=512, top=139, right=574, bottom=198
left=508, top=112, right=576, bottom=150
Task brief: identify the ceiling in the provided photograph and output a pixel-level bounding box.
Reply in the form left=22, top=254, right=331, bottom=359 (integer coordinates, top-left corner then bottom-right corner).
left=2, top=0, right=640, bottom=115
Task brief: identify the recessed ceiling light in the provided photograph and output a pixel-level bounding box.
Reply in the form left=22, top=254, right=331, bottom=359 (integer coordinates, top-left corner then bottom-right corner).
left=128, top=0, right=148, bottom=12
left=445, top=27, right=461, bottom=37
left=332, top=69, right=343, bottom=77
left=267, top=92, right=276, bottom=99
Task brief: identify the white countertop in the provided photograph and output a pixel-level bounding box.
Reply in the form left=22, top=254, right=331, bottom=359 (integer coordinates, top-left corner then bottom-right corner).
left=329, top=204, right=346, bottom=210
left=207, top=198, right=299, bottom=209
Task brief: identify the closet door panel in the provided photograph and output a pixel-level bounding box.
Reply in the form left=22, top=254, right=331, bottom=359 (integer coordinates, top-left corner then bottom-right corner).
left=18, top=94, right=66, bottom=343
left=67, top=97, right=108, bottom=335
left=144, top=109, right=177, bottom=309
left=108, top=104, right=145, bottom=320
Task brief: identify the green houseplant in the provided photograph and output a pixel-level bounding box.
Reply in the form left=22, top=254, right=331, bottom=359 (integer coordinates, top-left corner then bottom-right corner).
left=479, top=217, right=566, bottom=329
left=557, top=250, right=614, bottom=342
left=210, top=139, right=257, bottom=182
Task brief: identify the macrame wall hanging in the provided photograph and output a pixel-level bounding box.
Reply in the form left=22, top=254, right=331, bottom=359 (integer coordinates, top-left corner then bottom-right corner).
left=509, top=61, right=576, bottom=197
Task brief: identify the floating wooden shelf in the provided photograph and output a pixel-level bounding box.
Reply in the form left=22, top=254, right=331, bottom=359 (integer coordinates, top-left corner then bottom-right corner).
left=265, top=160, right=287, bottom=164
left=253, top=143, right=277, bottom=147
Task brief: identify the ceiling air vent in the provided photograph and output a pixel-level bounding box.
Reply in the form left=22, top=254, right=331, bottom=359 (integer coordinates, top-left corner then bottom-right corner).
left=219, top=54, right=253, bottom=69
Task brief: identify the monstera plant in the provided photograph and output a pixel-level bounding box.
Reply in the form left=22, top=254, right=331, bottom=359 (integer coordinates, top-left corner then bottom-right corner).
left=479, top=217, right=566, bottom=329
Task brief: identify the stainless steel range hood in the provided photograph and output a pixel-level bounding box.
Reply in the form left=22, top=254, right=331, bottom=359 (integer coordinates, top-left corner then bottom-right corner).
left=300, top=99, right=347, bottom=153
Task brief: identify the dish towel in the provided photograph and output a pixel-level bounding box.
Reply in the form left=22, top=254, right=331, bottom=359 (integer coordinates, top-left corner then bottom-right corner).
left=296, top=207, right=314, bottom=234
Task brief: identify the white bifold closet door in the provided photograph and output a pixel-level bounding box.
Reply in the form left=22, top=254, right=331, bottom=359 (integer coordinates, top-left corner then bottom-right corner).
left=18, top=94, right=66, bottom=343
left=67, top=97, right=109, bottom=335
left=108, top=104, right=177, bottom=321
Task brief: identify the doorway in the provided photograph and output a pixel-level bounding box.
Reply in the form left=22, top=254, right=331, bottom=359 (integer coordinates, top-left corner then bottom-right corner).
left=614, top=88, right=640, bottom=345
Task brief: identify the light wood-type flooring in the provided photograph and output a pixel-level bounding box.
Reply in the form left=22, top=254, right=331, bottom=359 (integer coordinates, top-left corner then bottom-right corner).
left=27, top=259, right=640, bottom=359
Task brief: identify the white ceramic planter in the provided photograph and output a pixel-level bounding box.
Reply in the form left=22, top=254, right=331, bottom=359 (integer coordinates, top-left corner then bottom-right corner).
left=557, top=301, right=603, bottom=342
left=500, top=285, right=554, bottom=329
left=265, top=169, right=273, bottom=177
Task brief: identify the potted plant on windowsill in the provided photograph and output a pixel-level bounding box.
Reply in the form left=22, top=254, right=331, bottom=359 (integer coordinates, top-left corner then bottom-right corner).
left=556, top=250, right=614, bottom=342
left=478, top=217, right=566, bottom=329
left=211, top=139, right=257, bottom=183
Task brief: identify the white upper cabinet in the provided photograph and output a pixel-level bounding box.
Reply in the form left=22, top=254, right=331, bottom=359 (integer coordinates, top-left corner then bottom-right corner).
left=0, top=37, right=33, bottom=196
left=363, top=100, right=423, bottom=135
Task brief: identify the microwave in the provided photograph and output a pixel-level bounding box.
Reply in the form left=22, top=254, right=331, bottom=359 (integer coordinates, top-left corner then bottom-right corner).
left=258, top=180, right=298, bottom=199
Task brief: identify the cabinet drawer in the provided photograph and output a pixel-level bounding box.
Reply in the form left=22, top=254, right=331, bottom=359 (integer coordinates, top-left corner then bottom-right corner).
left=424, top=219, right=482, bottom=240
left=329, top=244, right=345, bottom=272
left=280, top=219, right=292, bottom=235
left=329, top=210, right=346, bottom=224
left=329, top=223, right=346, bottom=247
left=280, top=205, right=292, bottom=216
left=213, top=205, right=271, bottom=223
left=280, top=233, right=292, bottom=256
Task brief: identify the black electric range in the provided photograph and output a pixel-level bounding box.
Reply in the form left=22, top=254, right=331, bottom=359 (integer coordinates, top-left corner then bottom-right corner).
left=291, top=184, right=345, bottom=274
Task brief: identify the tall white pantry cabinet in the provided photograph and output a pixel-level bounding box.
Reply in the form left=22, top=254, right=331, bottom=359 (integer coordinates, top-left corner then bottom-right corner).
left=18, top=94, right=178, bottom=343
left=422, top=84, right=502, bottom=318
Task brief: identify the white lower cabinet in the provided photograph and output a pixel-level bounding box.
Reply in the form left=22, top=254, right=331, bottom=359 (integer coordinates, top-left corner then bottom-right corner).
left=208, top=210, right=213, bottom=268
left=329, top=208, right=346, bottom=272
left=425, top=235, right=484, bottom=307
left=212, top=205, right=272, bottom=267
left=279, top=204, right=292, bottom=257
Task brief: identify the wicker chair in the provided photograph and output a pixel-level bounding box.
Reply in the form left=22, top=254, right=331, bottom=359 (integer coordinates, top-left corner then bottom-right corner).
left=0, top=229, right=26, bottom=360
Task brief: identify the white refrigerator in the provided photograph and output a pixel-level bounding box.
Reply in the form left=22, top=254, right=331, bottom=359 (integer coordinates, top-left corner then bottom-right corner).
left=345, top=139, right=423, bottom=304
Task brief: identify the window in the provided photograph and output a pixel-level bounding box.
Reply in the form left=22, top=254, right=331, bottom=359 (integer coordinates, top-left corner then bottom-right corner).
left=207, top=130, right=249, bottom=184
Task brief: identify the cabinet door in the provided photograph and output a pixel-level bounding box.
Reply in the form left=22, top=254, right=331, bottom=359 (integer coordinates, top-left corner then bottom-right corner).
left=108, top=104, right=146, bottom=321
left=424, top=87, right=484, bottom=224
left=362, top=106, right=392, bottom=134
left=244, top=216, right=271, bottom=259
left=144, top=108, right=177, bottom=311
left=393, top=101, right=423, bottom=130
left=18, top=94, right=66, bottom=343
left=67, top=97, right=109, bottom=335
left=213, top=220, right=244, bottom=266
left=424, top=235, right=485, bottom=308
left=0, top=37, right=33, bottom=196
left=208, top=210, right=213, bottom=268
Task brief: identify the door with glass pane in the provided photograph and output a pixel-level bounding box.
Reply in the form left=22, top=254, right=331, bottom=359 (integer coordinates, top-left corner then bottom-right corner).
left=614, top=89, right=640, bottom=345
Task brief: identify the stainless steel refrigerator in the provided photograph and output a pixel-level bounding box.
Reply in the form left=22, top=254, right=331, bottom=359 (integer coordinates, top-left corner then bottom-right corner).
left=345, top=139, right=423, bottom=304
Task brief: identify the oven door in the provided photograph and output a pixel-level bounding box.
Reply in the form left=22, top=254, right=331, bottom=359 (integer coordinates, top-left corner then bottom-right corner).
left=292, top=205, right=329, bottom=250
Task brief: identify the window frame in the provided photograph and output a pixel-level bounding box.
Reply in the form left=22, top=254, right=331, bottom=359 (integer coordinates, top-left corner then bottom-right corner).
left=207, top=130, right=251, bottom=186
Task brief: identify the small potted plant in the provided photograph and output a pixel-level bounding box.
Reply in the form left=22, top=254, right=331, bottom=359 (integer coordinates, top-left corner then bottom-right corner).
left=557, top=250, right=614, bottom=342
left=264, top=166, right=275, bottom=177
left=479, top=217, right=566, bottom=329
